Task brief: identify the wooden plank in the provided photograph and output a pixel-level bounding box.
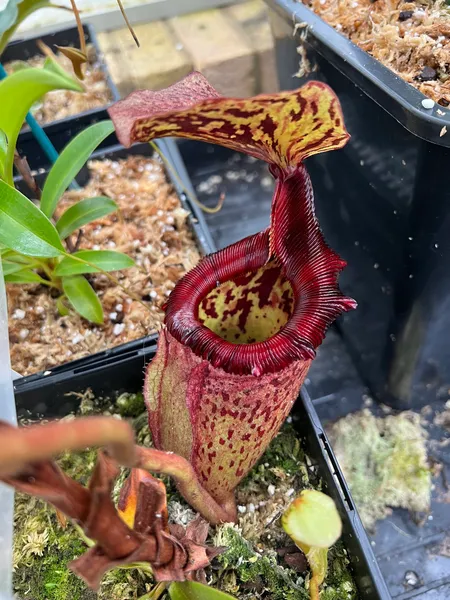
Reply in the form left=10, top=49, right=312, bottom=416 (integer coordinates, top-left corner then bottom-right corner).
left=225, top=1, right=278, bottom=93
left=168, top=9, right=255, bottom=97
left=97, top=21, right=193, bottom=97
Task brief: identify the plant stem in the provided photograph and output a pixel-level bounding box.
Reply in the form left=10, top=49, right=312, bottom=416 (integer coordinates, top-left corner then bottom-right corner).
left=0, top=417, right=236, bottom=525
left=69, top=0, right=87, bottom=56
left=34, top=276, right=54, bottom=288
left=0, top=417, right=136, bottom=478
left=150, top=142, right=225, bottom=214
left=309, top=574, right=320, bottom=600
left=13, top=151, right=41, bottom=199
left=116, top=0, right=140, bottom=47
left=136, top=447, right=236, bottom=525
left=138, top=582, right=167, bottom=600
left=73, top=522, right=95, bottom=548
left=35, top=258, right=56, bottom=280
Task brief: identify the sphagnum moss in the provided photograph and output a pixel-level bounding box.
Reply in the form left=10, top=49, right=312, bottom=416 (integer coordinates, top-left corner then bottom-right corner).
left=214, top=524, right=309, bottom=600
left=13, top=401, right=359, bottom=600
left=327, top=409, right=431, bottom=530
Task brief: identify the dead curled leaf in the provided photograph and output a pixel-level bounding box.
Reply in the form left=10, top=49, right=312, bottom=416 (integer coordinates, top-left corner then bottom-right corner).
left=0, top=420, right=223, bottom=589
left=55, top=45, right=88, bottom=80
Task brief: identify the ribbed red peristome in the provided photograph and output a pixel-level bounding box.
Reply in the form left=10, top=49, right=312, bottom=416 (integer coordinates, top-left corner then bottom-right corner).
left=165, top=165, right=356, bottom=376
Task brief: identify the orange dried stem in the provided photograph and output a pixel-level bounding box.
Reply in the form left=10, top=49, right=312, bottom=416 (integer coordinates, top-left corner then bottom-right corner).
left=0, top=417, right=235, bottom=525
left=136, top=446, right=236, bottom=525
left=116, top=0, right=140, bottom=47
left=69, top=0, right=87, bottom=56
left=0, top=417, right=136, bottom=477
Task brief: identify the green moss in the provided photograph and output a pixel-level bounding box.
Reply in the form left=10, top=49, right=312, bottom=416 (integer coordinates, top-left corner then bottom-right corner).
left=98, top=566, right=147, bottom=600
left=78, top=390, right=145, bottom=421
left=115, top=393, right=145, bottom=419
left=241, top=423, right=309, bottom=489
left=13, top=494, right=94, bottom=600
left=262, top=423, right=305, bottom=475
left=322, top=542, right=358, bottom=600
left=13, top=408, right=359, bottom=600
left=58, top=447, right=97, bottom=486
left=327, top=409, right=431, bottom=530
left=215, top=524, right=309, bottom=600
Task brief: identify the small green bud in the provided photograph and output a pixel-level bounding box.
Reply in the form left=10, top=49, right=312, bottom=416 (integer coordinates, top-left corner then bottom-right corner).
left=282, top=490, right=342, bottom=600
left=282, top=489, right=342, bottom=549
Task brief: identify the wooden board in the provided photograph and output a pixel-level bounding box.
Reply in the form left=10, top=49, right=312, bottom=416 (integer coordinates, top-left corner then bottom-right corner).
left=168, top=9, right=255, bottom=97
left=97, top=21, right=193, bottom=96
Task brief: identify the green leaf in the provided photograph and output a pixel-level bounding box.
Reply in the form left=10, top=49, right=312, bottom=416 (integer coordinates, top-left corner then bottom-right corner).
left=55, top=250, right=134, bottom=276
left=56, top=196, right=118, bottom=239
left=62, top=276, right=103, bottom=324
left=0, top=251, right=31, bottom=263
left=168, top=582, right=238, bottom=600
left=1, top=260, right=29, bottom=275
left=0, top=129, right=7, bottom=179
left=40, top=121, right=115, bottom=218
left=5, top=269, right=43, bottom=284
left=0, top=180, right=65, bottom=257
left=0, top=1, right=55, bottom=54
left=0, top=58, right=83, bottom=184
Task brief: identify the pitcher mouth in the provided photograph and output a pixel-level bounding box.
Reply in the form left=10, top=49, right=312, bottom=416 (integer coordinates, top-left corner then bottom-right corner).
left=164, top=165, right=356, bottom=377
left=164, top=229, right=307, bottom=376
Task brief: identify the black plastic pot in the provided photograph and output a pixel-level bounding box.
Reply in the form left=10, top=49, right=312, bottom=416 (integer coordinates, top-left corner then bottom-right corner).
left=13, top=336, right=391, bottom=599
left=265, top=0, right=450, bottom=409
left=3, top=24, right=120, bottom=171
left=12, top=138, right=214, bottom=382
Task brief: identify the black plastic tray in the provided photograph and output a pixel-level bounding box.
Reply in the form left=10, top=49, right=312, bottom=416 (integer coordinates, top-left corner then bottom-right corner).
left=12, top=138, right=215, bottom=382
left=265, top=0, right=450, bottom=410
left=13, top=337, right=391, bottom=599
left=3, top=24, right=120, bottom=171
left=303, top=330, right=450, bottom=600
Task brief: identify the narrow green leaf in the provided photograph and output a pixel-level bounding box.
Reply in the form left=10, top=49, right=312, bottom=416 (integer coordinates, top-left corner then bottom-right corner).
left=0, top=180, right=65, bottom=257
left=62, top=276, right=103, bottom=324
left=0, top=251, right=32, bottom=263
left=55, top=250, right=134, bottom=276
left=168, top=582, right=238, bottom=600
left=40, top=121, right=115, bottom=218
left=0, top=58, right=83, bottom=184
left=1, top=260, right=29, bottom=276
left=5, top=269, right=43, bottom=284
left=0, top=0, right=55, bottom=54
left=0, top=129, right=7, bottom=179
left=56, top=196, right=118, bottom=239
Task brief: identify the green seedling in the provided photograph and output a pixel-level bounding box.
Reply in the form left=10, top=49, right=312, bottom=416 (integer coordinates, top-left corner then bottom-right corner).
left=0, top=118, right=135, bottom=323
left=282, top=490, right=342, bottom=600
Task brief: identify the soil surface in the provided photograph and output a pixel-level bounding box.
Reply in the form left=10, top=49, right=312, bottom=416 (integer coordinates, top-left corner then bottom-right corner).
left=7, top=155, right=201, bottom=375
left=4, top=44, right=113, bottom=123
left=302, top=0, right=450, bottom=105
left=13, top=391, right=359, bottom=600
